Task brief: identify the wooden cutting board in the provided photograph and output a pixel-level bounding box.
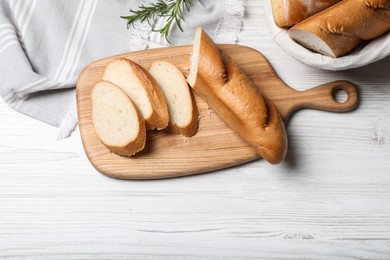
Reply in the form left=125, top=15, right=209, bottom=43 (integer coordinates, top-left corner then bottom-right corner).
left=76, top=44, right=358, bottom=179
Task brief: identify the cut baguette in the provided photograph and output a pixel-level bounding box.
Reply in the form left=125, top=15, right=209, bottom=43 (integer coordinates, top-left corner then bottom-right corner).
left=271, top=0, right=342, bottom=27
left=148, top=60, right=198, bottom=137
left=288, top=0, right=390, bottom=57
left=187, top=28, right=288, bottom=164
left=102, top=58, right=169, bottom=130
left=91, top=80, right=146, bottom=156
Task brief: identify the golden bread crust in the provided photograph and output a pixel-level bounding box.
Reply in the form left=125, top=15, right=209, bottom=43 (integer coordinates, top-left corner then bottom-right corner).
left=289, top=0, right=390, bottom=57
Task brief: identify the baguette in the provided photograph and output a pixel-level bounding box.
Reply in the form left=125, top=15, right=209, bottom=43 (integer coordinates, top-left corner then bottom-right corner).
left=148, top=60, right=198, bottom=137
left=289, top=0, right=390, bottom=57
left=187, top=28, right=288, bottom=164
left=102, top=58, right=169, bottom=130
left=91, top=80, right=146, bottom=156
left=271, top=0, right=341, bottom=27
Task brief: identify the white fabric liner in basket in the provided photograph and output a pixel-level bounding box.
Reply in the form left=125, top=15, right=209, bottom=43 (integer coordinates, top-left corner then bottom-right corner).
left=264, top=0, right=390, bottom=71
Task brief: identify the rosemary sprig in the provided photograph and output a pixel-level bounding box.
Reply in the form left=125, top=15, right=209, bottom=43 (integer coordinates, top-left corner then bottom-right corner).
left=121, top=0, right=194, bottom=43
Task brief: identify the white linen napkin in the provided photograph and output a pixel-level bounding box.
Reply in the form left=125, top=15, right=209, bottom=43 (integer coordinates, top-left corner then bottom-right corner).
left=0, top=0, right=244, bottom=138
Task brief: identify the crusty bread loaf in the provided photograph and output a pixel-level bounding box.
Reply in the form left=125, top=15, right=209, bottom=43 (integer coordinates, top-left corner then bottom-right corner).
left=271, top=0, right=341, bottom=27
left=289, top=0, right=390, bottom=57
left=187, top=28, right=288, bottom=164
left=102, top=58, right=169, bottom=130
left=91, top=80, right=146, bottom=156
left=148, top=60, right=198, bottom=137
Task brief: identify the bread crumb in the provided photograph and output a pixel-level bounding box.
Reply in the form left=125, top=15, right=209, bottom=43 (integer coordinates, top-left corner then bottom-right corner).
left=207, top=110, right=213, bottom=118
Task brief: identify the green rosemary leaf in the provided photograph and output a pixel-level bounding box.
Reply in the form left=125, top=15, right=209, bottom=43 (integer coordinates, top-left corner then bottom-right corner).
left=121, top=0, right=194, bottom=43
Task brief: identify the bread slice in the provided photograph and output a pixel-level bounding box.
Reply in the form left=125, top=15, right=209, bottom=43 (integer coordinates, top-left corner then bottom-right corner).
left=148, top=60, right=198, bottom=137
left=288, top=0, right=390, bottom=57
left=187, top=28, right=288, bottom=164
left=102, top=58, right=169, bottom=130
left=91, top=80, right=146, bottom=156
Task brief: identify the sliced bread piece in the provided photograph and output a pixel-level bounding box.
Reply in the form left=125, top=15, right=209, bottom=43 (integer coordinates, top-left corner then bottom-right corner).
left=148, top=60, right=198, bottom=137
left=91, top=80, right=146, bottom=156
left=102, top=58, right=169, bottom=130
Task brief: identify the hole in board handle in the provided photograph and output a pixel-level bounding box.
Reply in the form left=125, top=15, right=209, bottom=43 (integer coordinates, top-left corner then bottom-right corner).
left=332, top=88, right=348, bottom=103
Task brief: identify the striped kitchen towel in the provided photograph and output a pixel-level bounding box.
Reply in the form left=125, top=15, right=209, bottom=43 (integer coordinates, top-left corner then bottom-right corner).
left=0, top=0, right=244, bottom=138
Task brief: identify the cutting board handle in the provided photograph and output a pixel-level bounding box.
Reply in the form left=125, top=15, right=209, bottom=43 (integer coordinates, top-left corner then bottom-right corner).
left=279, top=80, right=359, bottom=120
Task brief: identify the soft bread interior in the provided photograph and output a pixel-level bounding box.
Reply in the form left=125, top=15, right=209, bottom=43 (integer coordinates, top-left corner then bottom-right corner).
left=148, top=61, right=192, bottom=127
left=289, top=29, right=335, bottom=57
left=92, top=81, right=140, bottom=147
left=102, top=60, right=153, bottom=119
left=186, top=28, right=201, bottom=87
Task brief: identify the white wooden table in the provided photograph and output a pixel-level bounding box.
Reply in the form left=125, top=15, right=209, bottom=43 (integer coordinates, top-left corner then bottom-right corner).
left=1, top=1, right=390, bottom=259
